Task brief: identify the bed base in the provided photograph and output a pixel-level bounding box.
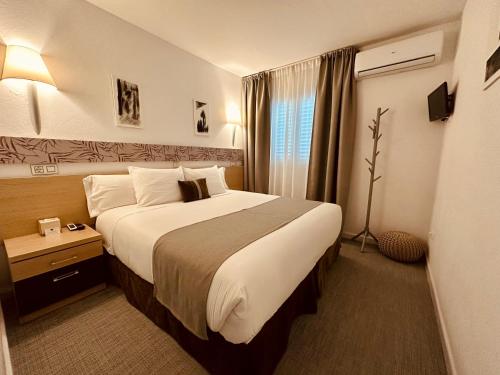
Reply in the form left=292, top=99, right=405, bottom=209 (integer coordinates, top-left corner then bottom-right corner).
left=105, top=239, right=341, bottom=375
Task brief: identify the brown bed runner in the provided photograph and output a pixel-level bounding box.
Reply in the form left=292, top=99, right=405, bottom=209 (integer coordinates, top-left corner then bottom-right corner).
left=152, top=197, right=321, bottom=339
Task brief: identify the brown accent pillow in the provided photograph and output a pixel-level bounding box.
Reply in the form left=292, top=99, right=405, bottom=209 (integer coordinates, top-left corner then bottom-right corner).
left=178, top=178, right=211, bottom=202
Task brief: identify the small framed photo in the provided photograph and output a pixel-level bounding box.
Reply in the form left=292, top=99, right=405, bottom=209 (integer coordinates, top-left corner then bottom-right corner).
left=112, top=76, right=142, bottom=128
left=193, top=99, right=209, bottom=136
left=484, top=42, right=500, bottom=90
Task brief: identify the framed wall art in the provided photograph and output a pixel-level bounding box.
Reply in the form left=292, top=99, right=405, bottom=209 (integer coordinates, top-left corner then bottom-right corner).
left=112, top=76, right=142, bottom=128
left=193, top=99, right=209, bottom=136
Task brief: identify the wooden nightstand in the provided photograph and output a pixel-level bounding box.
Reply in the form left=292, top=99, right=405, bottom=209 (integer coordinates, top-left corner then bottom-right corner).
left=4, top=225, right=105, bottom=322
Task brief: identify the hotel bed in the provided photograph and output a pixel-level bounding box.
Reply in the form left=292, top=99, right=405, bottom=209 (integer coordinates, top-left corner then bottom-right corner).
left=97, top=189, right=342, bottom=374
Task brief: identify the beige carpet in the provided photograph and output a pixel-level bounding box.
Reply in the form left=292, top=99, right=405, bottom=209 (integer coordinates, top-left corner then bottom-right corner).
left=7, top=243, right=446, bottom=375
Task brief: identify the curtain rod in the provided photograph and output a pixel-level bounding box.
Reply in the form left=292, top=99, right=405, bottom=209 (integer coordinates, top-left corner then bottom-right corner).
left=242, top=46, right=356, bottom=79
left=264, top=54, right=320, bottom=74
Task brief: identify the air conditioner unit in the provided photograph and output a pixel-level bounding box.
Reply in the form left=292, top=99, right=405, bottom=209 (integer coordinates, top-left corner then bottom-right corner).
left=354, top=31, right=444, bottom=79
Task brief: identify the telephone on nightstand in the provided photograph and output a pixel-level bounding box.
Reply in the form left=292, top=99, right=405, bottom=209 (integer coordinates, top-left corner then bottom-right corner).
left=66, top=223, right=85, bottom=231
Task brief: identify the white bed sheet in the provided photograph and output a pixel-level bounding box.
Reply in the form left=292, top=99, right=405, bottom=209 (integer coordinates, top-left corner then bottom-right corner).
left=96, top=190, right=342, bottom=344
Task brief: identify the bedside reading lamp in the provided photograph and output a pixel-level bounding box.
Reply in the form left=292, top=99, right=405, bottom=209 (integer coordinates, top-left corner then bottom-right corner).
left=0, top=45, right=56, bottom=134
left=231, top=123, right=241, bottom=147
left=225, top=103, right=241, bottom=148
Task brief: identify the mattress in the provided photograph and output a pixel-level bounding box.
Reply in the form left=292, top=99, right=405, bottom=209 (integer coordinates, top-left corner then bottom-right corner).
left=96, top=190, right=342, bottom=344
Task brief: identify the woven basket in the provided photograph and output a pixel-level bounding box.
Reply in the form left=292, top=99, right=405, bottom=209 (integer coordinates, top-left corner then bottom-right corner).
left=378, top=231, right=427, bottom=263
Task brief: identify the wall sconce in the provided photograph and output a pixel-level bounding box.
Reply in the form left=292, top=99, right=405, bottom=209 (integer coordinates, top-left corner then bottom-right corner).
left=225, top=102, right=241, bottom=147
left=0, top=45, right=56, bottom=134
left=231, top=123, right=241, bottom=147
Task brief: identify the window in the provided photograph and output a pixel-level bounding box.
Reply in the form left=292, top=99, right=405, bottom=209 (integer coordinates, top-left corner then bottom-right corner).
left=297, top=96, right=315, bottom=160
left=270, top=95, right=315, bottom=162
left=268, top=59, right=319, bottom=199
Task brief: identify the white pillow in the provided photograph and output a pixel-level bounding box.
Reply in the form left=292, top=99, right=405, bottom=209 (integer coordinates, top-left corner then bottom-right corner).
left=183, top=165, right=226, bottom=196
left=128, top=166, right=184, bottom=206
left=218, top=167, right=229, bottom=189
left=82, top=175, right=137, bottom=218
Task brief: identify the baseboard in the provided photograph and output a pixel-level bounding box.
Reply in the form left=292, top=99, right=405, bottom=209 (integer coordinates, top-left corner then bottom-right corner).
left=425, top=262, right=457, bottom=375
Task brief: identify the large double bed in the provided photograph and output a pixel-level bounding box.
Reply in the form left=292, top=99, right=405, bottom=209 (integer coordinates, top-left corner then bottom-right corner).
left=96, top=189, right=342, bottom=374
left=0, top=163, right=343, bottom=374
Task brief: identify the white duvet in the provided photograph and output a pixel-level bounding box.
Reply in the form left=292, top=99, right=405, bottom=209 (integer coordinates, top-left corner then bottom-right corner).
left=96, top=190, right=342, bottom=344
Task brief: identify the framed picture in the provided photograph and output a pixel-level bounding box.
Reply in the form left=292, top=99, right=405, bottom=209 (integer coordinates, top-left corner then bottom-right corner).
left=112, top=77, right=142, bottom=128
left=484, top=43, right=500, bottom=90
left=193, top=99, right=209, bottom=136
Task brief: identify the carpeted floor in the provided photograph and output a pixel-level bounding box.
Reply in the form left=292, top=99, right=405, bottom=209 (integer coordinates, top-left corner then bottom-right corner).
left=6, top=243, right=446, bottom=375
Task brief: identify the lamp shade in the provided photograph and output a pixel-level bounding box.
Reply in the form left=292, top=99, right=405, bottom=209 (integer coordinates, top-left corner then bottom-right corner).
left=1, top=45, right=55, bottom=86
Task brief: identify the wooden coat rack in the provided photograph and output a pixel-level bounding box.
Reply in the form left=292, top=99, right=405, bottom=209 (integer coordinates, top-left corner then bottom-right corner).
left=351, top=107, right=389, bottom=252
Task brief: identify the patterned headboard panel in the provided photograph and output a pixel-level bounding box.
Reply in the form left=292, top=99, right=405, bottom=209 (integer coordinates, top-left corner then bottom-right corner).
left=0, top=136, right=243, bottom=165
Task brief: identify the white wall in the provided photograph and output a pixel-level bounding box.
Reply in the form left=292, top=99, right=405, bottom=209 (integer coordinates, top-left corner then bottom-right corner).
left=0, top=0, right=242, bottom=150
left=344, top=21, right=460, bottom=240
left=428, top=0, right=500, bottom=374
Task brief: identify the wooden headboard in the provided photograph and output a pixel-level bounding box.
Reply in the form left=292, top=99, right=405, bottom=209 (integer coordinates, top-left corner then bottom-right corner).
left=0, top=166, right=243, bottom=240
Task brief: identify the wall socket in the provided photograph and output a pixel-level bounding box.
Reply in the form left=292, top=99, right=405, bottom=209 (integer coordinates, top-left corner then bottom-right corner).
left=30, top=164, right=58, bottom=176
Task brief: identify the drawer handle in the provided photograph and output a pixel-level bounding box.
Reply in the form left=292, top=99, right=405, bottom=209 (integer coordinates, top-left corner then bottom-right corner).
left=53, top=270, right=79, bottom=283
left=50, top=256, right=78, bottom=266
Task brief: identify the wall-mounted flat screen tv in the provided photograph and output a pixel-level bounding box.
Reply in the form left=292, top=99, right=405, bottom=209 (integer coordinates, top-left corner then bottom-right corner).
left=428, top=82, right=453, bottom=122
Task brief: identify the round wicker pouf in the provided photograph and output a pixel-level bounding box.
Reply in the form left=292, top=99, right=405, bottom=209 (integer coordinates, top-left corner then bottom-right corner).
left=378, top=231, right=427, bottom=263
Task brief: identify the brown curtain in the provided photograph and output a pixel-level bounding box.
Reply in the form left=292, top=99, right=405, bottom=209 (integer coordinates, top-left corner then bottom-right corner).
left=306, top=47, right=357, bottom=210
left=242, top=72, right=271, bottom=193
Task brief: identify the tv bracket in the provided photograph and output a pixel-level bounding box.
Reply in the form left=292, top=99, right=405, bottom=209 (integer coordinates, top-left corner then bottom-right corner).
left=442, top=93, right=456, bottom=122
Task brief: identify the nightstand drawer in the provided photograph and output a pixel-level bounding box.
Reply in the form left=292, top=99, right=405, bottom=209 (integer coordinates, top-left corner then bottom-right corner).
left=10, top=240, right=102, bottom=281
left=14, top=256, right=105, bottom=316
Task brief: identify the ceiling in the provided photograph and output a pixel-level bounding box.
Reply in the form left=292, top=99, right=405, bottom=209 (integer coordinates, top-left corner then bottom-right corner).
left=86, top=0, right=466, bottom=77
